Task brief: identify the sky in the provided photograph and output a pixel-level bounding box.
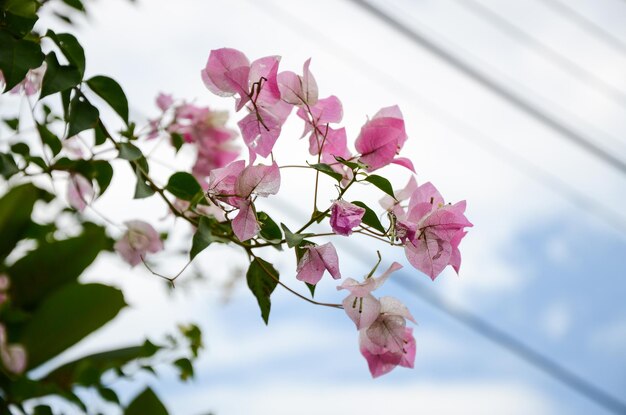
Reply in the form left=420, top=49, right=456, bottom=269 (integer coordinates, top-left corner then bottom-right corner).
left=15, top=0, right=626, bottom=413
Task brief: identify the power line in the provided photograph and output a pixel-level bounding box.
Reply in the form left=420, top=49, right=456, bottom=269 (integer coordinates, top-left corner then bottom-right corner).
left=390, top=273, right=626, bottom=415
left=346, top=0, right=626, bottom=177
left=451, top=0, right=626, bottom=111
left=538, top=0, right=626, bottom=56
left=244, top=0, right=626, bottom=237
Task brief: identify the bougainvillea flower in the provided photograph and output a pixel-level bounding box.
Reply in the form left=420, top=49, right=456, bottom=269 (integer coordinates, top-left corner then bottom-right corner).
left=355, top=105, right=412, bottom=172
left=337, top=262, right=403, bottom=329
left=207, top=160, right=246, bottom=198
left=156, top=93, right=174, bottom=111
left=380, top=176, right=418, bottom=214
left=360, top=327, right=416, bottom=378
left=0, top=324, right=27, bottom=375
left=10, top=63, right=46, bottom=96
left=330, top=200, right=365, bottom=236
left=67, top=174, right=94, bottom=212
left=296, top=242, right=341, bottom=284
left=237, top=108, right=282, bottom=160
left=277, top=58, right=318, bottom=107
left=401, top=184, right=472, bottom=280
left=201, top=48, right=251, bottom=109
left=114, top=220, right=164, bottom=267
left=297, top=95, right=343, bottom=138
left=232, top=199, right=260, bottom=242
left=236, top=162, right=281, bottom=198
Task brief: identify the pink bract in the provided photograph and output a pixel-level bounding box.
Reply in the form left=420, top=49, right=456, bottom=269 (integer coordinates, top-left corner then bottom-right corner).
left=296, top=242, right=341, bottom=285
left=114, top=220, right=164, bottom=267
left=330, top=200, right=365, bottom=236
left=354, top=105, right=411, bottom=172
left=67, top=174, right=94, bottom=212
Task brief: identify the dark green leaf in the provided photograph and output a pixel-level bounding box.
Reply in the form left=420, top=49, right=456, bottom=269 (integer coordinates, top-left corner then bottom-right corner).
left=2, top=9, right=38, bottom=38
left=33, top=406, right=53, bottom=415
left=246, top=258, right=279, bottom=324
left=95, top=121, right=108, bottom=145
left=0, top=31, right=44, bottom=90
left=86, top=75, right=129, bottom=124
left=43, top=345, right=147, bottom=389
left=0, top=152, right=19, bottom=179
left=306, top=282, right=316, bottom=298
left=3, top=117, right=20, bottom=130
left=309, top=162, right=342, bottom=182
left=46, top=31, right=85, bottom=77
left=118, top=142, right=142, bottom=161
left=133, top=166, right=155, bottom=199
left=0, top=183, right=42, bottom=260
left=174, top=358, right=194, bottom=381
left=36, top=122, right=62, bottom=156
left=125, top=388, right=169, bottom=415
left=8, top=223, right=110, bottom=310
left=352, top=200, right=385, bottom=233
left=40, top=52, right=81, bottom=99
left=171, top=133, right=184, bottom=153
left=190, top=216, right=227, bottom=260
left=166, top=172, right=201, bottom=201
left=258, top=211, right=282, bottom=242
left=20, top=283, right=126, bottom=369
left=91, top=160, right=114, bottom=194
left=363, top=174, right=396, bottom=198
left=98, top=387, right=120, bottom=404
left=10, top=142, right=29, bottom=155
left=61, top=0, right=86, bottom=12
left=67, top=95, right=99, bottom=137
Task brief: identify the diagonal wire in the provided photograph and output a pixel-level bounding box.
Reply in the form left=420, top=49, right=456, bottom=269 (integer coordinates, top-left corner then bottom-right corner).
left=346, top=0, right=626, bottom=176
left=451, top=0, right=626, bottom=111
left=538, top=0, right=626, bottom=56
left=244, top=0, right=626, bottom=237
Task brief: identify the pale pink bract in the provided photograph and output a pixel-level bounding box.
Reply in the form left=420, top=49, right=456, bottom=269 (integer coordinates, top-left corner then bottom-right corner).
left=114, top=220, right=164, bottom=267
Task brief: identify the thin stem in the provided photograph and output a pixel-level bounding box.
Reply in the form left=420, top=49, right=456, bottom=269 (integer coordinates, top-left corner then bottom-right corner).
left=250, top=252, right=342, bottom=309
left=140, top=256, right=193, bottom=287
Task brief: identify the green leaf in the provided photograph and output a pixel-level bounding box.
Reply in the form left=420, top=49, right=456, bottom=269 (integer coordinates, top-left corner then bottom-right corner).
left=118, top=142, right=143, bottom=161
left=1, top=0, right=39, bottom=38
left=171, top=133, right=184, bottom=153
left=40, top=52, right=81, bottom=99
left=0, top=183, right=42, bottom=260
left=309, top=162, right=342, bottom=182
left=20, top=283, right=126, bottom=369
left=46, top=31, right=85, bottom=77
left=246, top=258, right=279, bottom=324
left=133, top=166, right=155, bottom=199
left=352, top=200, right=385, bottom=233
left=36, top=122, right=62, bottom=156
left=166, top=172, right=201, bottom=201
left=86, top=75, right=129, bottom=124
left=61, top=0, right=86, bottom=12
left=174, top=358, right=194, bottom=381
left=190, top=216, right=227, bottom=260
left=125, top=387, right=169, bottom=415
left=98, top=387, right=120, bottom=404
left=3, top=117, right=20, bottom=130
left=280, top=223, right=306, bottom=248
left=305, top=282, right=316, bottom=298
left=258, top=211, right=282, bottom=242
left=0, top=31, right=44, bottom=90
left=43, top=345, right=147, bottom=389
left=91, top=160, right=114, bottom=194
left=33, top=406, right=53, bottom=415
left=0, top=152, right=19, bottom=179
left=8, top=223, right=110, bottom=310
left=333, top=155, right=361, bottom=170
left=67, top=95, right=99, bottom=137
left=10, top=142, right=29, bottom=155
left=363, top=174, right=396, bottom=198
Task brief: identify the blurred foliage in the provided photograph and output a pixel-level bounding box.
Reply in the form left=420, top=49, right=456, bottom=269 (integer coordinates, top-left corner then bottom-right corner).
left=0, top=0, right=202, bottom=413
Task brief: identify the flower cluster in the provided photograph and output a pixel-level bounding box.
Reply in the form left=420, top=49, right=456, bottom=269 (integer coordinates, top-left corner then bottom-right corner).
left=103, top=47, right=471, bottom=377
left=147, top=94, right=240, bottom=182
